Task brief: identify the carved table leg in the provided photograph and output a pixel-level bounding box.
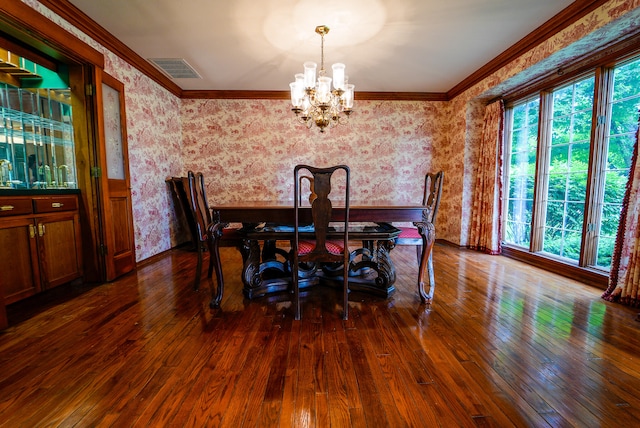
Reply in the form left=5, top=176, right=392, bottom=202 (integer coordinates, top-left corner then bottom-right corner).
left=375, top=239, right=396, bottom=287
left=241, top=239, right=294, bottom=299
left=338, top=239, right=397, bottom=296
left=241, top=239, right=262, bottom=295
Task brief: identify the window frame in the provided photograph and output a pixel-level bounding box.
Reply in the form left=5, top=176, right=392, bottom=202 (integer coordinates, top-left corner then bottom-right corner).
left=501, top=50, right=640, bottom=288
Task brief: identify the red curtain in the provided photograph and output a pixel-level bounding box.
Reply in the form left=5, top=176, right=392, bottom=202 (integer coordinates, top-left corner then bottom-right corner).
left=468, top=100, right=504, bottom=255
left=602, top=112, right=640, bottom=308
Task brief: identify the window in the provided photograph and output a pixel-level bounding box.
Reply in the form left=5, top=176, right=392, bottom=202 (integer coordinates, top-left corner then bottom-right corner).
left=503, top=55, right=640, bottom=271
left=598, top=60, right=640, bottom=267
left=542, top=77, right=594, bottom=261
left=504, top=99, right=538, bottom=249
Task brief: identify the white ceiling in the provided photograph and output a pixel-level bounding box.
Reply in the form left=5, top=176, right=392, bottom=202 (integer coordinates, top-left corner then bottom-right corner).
left=68, top=0, right=576, bottom=93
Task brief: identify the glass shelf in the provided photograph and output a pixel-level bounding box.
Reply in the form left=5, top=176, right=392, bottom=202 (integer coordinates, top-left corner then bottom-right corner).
left=0, top=83, right=77, bottom=190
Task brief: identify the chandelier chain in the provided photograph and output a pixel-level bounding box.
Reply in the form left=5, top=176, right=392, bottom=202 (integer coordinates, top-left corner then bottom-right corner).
left=319, top=32, right=325, bottom=76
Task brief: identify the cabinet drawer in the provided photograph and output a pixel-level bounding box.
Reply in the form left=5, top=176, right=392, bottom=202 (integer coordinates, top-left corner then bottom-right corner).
left=0, top=197, right=33, bottom=217
left=33, top=196, right=78, bottom=213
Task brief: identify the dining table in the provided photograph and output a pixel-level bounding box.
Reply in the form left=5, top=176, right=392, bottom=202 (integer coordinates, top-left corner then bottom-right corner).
left=207, top=201, right=436, bottom=308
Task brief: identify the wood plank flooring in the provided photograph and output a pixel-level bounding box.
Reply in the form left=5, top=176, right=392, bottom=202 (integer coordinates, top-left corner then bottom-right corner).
left=1, top=243, right=640, bottom=427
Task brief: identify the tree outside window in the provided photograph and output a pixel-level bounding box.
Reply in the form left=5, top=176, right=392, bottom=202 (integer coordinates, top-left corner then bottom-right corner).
left=503, top=56, right=640, bottom=271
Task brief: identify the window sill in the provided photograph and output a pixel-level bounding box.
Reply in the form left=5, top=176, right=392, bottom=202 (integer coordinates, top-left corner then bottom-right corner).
left=501, top=245, right=609, bottom=289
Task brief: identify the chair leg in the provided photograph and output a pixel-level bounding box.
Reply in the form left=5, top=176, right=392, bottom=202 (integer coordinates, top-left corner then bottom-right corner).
left=427, top=251, right=436, bottom=297
left=293, top=267, right=300, bottom=320
left=417, top=250, right=436, bottom=303
left=343, top=263, right=349, bottom=320
left=343, top=281, right=349, bottom=320
left=415, top=245, right=422, bottom=264
left=206, top=241, right=225, bottom=309
left=194, top=246, right=203, bottom=291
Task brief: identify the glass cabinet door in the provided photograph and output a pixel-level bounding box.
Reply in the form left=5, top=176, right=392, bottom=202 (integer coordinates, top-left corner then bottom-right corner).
left=0, top=83, right=77, bottom=190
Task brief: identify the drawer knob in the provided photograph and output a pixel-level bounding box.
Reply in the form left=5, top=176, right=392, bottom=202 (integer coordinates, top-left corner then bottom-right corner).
left=51, top=202, right=64, bottom=208
left=1, top=205, right=14, bottom=211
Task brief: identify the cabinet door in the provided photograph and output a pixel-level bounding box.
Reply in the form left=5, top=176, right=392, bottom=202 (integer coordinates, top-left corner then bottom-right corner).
left=37, top=212, right=83, bottom=289
left=0, top=217, right=40, bottom=303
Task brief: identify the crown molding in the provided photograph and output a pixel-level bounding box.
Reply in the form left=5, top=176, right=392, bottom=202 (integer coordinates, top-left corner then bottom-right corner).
left=181, top=90, right=448, bottom=101
left=37, top=0, right=182, bottom=97
left=446, top=0, right=611, bottom=99
left=0, top=0, right=103, bottom=67
left=181, top=90, right=287, bottom=100
left=354, top=92, right=448, bottom=101
left=36, top=0, right=611, bottom=102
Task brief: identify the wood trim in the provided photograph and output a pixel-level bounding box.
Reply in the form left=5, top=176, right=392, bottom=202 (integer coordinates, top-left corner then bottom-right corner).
left=181, top=90, right=289, bottom=100
left=97, top=72, right=137, bottom=280
left=501, top=245, right=608, bottom=289
left=581, top=67, right=614, bottom=266
left=32, top=0, right=610, bottom=102
left=0, top=0, right=103, bottom=67
left=181, top=90, right=448, bottom=101
left=0, top=33, right=58, bottom=71
left=530, top=92, right=552, bottom=252
left=446, top=0, right=610, bottom=99
left=503, top=32, right=640, bottom=103
left=501, top=108, right=515, bottom=242
left=356, top=92, right=448, bottom=101
left=37, top=0, right=181, bottom=97
left=70, top=64, right=103, bottom=284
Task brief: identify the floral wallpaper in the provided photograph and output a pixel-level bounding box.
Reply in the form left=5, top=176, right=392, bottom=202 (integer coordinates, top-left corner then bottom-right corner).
left=181, top=99, right=439, bottom=205
left=435, top=0, right=640, bottom=247
left=22, top=0, right=640, bottom=262
left=24, top=0, right=185, bottom=262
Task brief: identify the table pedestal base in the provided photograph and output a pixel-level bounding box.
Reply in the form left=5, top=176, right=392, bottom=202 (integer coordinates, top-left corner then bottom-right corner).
left=240, top=238, right=397, bottom=299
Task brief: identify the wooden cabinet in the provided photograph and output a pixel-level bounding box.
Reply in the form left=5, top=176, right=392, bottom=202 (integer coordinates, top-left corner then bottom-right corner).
left=0, top=214, right=41, bottom=303
left=0, top=194, right=82, bottom=318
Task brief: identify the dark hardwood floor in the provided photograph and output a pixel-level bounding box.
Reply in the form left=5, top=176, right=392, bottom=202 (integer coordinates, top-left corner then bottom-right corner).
left=1, top=242, right=640, bottom=427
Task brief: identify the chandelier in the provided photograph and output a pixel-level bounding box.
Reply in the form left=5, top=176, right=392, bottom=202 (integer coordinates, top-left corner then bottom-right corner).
left=289, top=25, right=354, bottom=133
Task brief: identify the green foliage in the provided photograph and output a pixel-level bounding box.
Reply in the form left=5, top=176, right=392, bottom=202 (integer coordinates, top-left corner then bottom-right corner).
left=504, top=57, right=640, bottom=268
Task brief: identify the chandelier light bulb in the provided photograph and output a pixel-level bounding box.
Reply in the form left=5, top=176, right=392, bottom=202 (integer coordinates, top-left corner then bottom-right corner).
left=332, top=63, right=345, bottom=91
left=303, top=62, right=317, bottom=89
left=317, top=76, right=332, bottom=104
left=289, top=82, right=302, bottom=108
left=343, top=84, right=355, bottom=110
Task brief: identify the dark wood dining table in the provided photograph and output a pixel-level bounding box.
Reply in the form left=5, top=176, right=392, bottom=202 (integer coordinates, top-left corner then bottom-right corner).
left=207, top=201, right=435, bottom=308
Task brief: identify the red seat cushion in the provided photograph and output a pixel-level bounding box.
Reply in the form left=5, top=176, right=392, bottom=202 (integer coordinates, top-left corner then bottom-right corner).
left=398, top=227, right=421, bottom=239
left=298, top=240, right=344, bottom=255
left=221, top=227, right=241, bottom=239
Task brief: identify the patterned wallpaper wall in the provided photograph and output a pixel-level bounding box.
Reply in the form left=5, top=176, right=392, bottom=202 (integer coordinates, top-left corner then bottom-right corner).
left=23, top=0, right=640, bottom=262
left=25, top=0, right=185, bottom=261
left=440, top=1, right=640, bottom=246
left=180, top=99, right=440, bottom=203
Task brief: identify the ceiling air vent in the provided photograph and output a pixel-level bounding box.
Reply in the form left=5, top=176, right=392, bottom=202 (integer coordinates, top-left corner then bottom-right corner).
left=148, top=58, right=201, bottom=79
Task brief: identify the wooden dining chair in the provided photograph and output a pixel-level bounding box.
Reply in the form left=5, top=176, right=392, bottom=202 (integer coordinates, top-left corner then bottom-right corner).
left=187, top=170, right=241, bottom=296
left=292, top=164, right=350, bottom=320
left=186, top=170, right=214, bottom=291
left=395, top=171, right=443, bottom=298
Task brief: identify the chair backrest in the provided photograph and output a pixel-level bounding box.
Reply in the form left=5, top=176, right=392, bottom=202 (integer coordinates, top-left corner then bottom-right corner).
left=298, top=175, right=317, bottom=205
left=187, top=170, right=212, bottom=245
left=293, top=164, right=350, bottom=263
left=422, top=171, right=444, bottom=224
